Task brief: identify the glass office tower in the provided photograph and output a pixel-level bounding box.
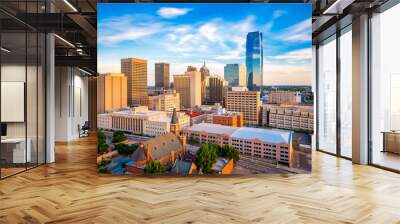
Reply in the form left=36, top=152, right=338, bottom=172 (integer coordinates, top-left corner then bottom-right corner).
left=224, top=64, right=246, bottom=87
left=246, top=31, right=263, bottom=91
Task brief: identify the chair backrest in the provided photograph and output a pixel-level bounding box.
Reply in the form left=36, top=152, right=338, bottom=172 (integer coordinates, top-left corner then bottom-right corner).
left=82, top=121, right=90, bottom=129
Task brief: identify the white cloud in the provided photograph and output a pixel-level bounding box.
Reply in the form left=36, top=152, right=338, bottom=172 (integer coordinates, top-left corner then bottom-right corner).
left=215, top=50, right=242, bottom=60
left=157, top=7, right=191, bottom=19
left=98, top=14, right=166, bottom=45
left=159, top=16, right=255, bottom=61
left=272, top=10, right=286, bottom=19
left=98, top=11, right=312, bottom=85
left=277, top=19, right=311, bottom=42
left=268, top=48, right=312, bottom=61
left=100, top=27, right=160, bottom=44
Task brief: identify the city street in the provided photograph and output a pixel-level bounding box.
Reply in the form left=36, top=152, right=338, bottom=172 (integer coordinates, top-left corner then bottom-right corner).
left=233, top=158, right=290, bottom=174
left=103, top=131, right=151, bottom=144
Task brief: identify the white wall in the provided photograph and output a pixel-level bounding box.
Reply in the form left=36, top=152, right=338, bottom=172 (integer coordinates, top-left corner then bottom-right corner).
left=54, top=67, right=89, bottom=141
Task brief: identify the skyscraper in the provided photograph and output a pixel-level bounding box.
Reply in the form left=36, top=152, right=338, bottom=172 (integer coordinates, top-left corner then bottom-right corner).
left=173, top=71, right=201, bottom=108
left=121, top=58, right=148, bottom=106
left=199, top=61, right=210, bottom=81
left=204, top=76, right=228, bottom=105
left=155, top=63, right=170, bottom=90
left=224, top=63, right=246, bottom=87
left=186, top=65, right=197, bottom=72
left=97, top=73, right=128, bottom=114
left=246, top=31, right=263, bottom=91
left=199, top=61, right=210, bottom=103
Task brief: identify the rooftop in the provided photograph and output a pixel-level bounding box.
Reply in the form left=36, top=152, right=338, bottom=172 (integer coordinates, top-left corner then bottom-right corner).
left=211, top=157, right=231, bottom=171
left=188, top=123, right=292, bottom=144
left=231, top=127, right=291, bottom=144
left=171, top=160, right=194, bottom=176
left=188, top=123, right=238, bottom=135
left=180, top=110, right=205, bottom=118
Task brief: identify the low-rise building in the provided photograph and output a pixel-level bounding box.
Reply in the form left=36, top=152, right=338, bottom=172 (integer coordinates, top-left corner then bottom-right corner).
left=127, top=133, right=185, bottom=174
left=171, top=160, right=197, bottom=176
left=262, top=104, right=314, bottom=132
left=180, top=110, right=208, bottom=125
left=97, top=106, right=190, bottom=136
left=206, top=110, right=244, bottom=127
left=211, top=158, right=234, bottom=174
left=185, top=123, right=293, bottom=166
left=268, top=91, right=298, bottom=105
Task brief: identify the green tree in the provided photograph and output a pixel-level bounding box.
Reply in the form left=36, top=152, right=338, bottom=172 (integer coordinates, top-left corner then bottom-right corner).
left=98, top=142, right=109, bottom=154
left=97, top=167, right=111, bottom=174
left=144, top=161, right=165, bottom=174
left=195, top=143, right=218, bottom=174
left=112, top=130, right=127, bottom=143
left=189, top=136, right=199, bottom=145
left=115, top=143, right=138, bottom=156
left=97, top=160, right=111, bottom=167
left=97, top=129, right=107, bottom=153
left=218, top=145, right=240, bottom=164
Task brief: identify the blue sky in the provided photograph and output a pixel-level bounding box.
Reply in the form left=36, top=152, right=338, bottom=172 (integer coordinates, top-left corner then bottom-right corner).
left=98, top=3, right=312, bottom=85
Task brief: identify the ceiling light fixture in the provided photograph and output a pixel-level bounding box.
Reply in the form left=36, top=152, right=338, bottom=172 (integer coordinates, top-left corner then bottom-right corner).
left=54, top=34, right=75, bottom=48
left=78, top=67, right=93, bottom=76
left=322, top=0, right=355, bottom=15
left=1, top=47, right=11, bottom=53
left=63, top=0, right=78, bottom=12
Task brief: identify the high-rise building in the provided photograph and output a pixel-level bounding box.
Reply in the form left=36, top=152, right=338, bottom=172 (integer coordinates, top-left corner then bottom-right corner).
left=97, top=73, right=128, bottom=114
left=226, top=90, right=260, bottom=126
left=199, top=61, right=210, bottom=81
left=204, top=76, right=228, bottom=105
left=173, top=71, right=201, bottom=108
left=148, top=91, right=180, bottom=112
left=268, top=91, right=297, bottom=105
left=155, top=63, right=170, bottom=90
left=246, top=31, right=263, bottom=91
left=121, top=58, right=148, bottom=106
left=200, top=62, right=210, bottom=103
left=224, top=64, right=246, bottom=87
left=186, top=65, right=197, bottom=72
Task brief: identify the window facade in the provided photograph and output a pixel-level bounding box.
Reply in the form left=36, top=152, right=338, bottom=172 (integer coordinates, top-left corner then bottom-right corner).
left=317, top=35, right=337, bottom=154
left=370, top=3, right=400, bottom=171
left=315, top=0, right=400, bottom=172
left=339, top=27, right=353, bottom=158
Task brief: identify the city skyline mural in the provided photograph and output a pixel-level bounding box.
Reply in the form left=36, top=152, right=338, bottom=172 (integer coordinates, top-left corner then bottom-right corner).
left=98, top=3, right=312, bottom=86
left=97, top=3, right=313, bottom=176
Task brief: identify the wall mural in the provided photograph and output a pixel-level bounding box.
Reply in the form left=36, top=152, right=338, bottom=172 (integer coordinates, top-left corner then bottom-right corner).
left=96, top=3, right=313, bottom=176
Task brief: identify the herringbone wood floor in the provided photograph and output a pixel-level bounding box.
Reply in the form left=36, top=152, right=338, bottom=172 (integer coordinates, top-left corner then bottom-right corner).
left=1, top=135, right=400, bottom=224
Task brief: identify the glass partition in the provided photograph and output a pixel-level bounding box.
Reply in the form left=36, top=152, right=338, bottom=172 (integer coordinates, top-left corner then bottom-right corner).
left=1, top=30, right=28, bottom=177
left=0, top=1, right=46, bottom=179
left=317, top=35, right=337, bottom=154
